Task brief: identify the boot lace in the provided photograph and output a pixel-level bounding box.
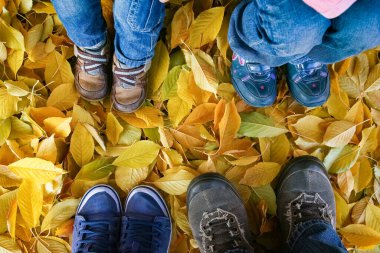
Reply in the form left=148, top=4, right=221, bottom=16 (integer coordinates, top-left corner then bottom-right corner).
left=201, top=212, right=248, bottom=253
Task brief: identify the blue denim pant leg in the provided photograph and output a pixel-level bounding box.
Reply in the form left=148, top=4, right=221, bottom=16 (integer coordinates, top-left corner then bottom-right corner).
left=52, top=0, right=165, bottom=68
left=113, top=0, right=165, bottom=68
left=228, top=0, right=331, bottom=67
left=287, top=220, right=348, bottom=253
left=51, top=0, right=107, bottom=48
left=306, top=0, right=380, bottom=63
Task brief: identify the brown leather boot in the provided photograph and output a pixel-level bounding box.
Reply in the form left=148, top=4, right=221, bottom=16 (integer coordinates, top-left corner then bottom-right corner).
left=74, top=42, right=111, bottom=101
left=111, top=56, right=148, bottom=113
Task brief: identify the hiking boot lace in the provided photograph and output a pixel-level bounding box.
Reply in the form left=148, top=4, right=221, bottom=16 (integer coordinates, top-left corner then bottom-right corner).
left=202, top=216, right=246, bottom=253
left=113, top=65, right=145, bottom=89
left=120, top=218, right=164, bottom=253
left=75, top=220, right=118, bottom=253
left=290, top=193, right=332, bottom=225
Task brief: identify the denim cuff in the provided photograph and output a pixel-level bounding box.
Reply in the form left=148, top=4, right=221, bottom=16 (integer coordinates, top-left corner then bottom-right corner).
left=73, top=31, right=108, bottom=49
left=115, top=51, right=151, bottom=69
left=287, top=219, right=332, bottom=252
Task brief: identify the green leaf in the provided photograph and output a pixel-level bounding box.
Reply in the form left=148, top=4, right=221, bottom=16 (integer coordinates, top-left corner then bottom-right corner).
left=251, top=184, right=277, bottom=215
left=75, top=157, right=116, bottom=180
left=160, top=65, right=182, bottom=100
left=324, top=145, right=361, bottom=173
left=239, top=112, right=288, bottom=138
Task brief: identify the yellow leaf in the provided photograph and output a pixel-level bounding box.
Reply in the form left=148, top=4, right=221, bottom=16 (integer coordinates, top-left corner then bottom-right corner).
left=0, top=42, right=7, bottom=62
left=0, top=18, right=25, bottom=50
left=36, top=135, right=57, bottom=163
left=43, top=117, right=72, bottom=138
left=6, top=49, right=24, bottom=77
left=188, top=7, right=225, bottom=48
left=168, top=97, right=192, bottom=127
left=17, top=179, right=43, bottom=229
left=153, top=168, right=195, bottom=195
left=70, top=123, right=94, bottom=166
left=0, top=235, right=21, bottom=253
left=171, top=1, right=194, bottom=49
left=190, top=51, right=218, bottom=93
left=106, top=112, right=123, bottom=146
left=293, top=115, right=325, bottom=143
left=325, top=145, right=360, bottom=174
left=36, top=236, right=71, bottom=253
left=366, top=203, right=380, bottom=232
left=148, top=41, right=169, bottom=95
left=340, top=224, right=380, bottom=248
left=41, top=198, right=80, bottom=232
left=239, top=112, right=288, bottom=138
left=240, top=162, right=281, bottom=187
left=334, top=190, right=353, bottom=228
left=218, top=100, right=241, bottom=154
left=0, top=88, right=18, bottom=120
left=19, top=0, right=33, bottom=13
left=326, top=73, right=349, bottom=120
left=8, top=158, right=65, bottom=184
left=184, top=103, right=216, bottom=125
left=72, top=105, right=95, bottom=126
left=83, top=123, right=106, bottom=152
left=133, top=106, right=164, bottom=128
left=0, top=165, right=22, bottom=188
left=47, top=83, right=79, bottom=110
left=323, top=120, right=356, bottom=147
left=113, top=140, right=161, bottom=168
left=44, top=51, right=75, bottom=91
left=115, top=167, right=149, bottom=192
left=0, top=118, right=11, bottom=145
left=259, top=134, right=290, bottom=165
left=25, top=23, right=43, bottom=52
left=0, top=190, right=17, bottom=233
left=7, top=199, right=17, bottom=239
left=30, top=107, right=65, bottom=126
left=365, top=64, right=380, bottom=93
left=352, top=158, right=373, bottom=192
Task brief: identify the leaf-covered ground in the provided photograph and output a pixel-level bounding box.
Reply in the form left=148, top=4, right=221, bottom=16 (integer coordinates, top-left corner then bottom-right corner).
left=0, top=0, right=380, bottom=252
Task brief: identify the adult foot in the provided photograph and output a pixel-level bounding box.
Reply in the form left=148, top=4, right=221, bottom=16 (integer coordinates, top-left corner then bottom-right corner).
left=287, top=60, right=330, bottom=107
left=72, top=185, right=121, bottom=253
left=187, top=173, right=254, bottom=253
left=74, top=41, right=111, bottom=101
left=231, top=53, right=277, bottom=107
left=111, top=56, right=148, bottom=113
left=276, top=156, right=336, bottom=241
left=120, top=186, right=172, bottom=253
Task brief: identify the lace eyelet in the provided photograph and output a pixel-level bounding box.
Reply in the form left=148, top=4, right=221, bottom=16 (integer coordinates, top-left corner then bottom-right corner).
left=229, top=217, right=235, bottom=223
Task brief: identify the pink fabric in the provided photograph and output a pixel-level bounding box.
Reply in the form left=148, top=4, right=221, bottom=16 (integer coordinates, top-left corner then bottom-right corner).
left=303, top=0, right=357, bottom=18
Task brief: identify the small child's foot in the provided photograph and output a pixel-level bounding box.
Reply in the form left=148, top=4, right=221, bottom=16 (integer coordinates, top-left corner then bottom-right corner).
left=231, top=53, right=277, bottom=107
left=286, top=60, right=330, bottom=107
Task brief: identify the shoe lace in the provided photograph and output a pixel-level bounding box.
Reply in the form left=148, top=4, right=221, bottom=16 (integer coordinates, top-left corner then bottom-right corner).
left=291, top=193, right=332, bottom=225
left=202, top=216, right=246, bottom=253
left=113, top=65, right=145, bottom=89
left=120, top=218, right=163, bottom=253
left=76, top=220, right=118, bottom=253
left=75, top=46, right=109, bottom=73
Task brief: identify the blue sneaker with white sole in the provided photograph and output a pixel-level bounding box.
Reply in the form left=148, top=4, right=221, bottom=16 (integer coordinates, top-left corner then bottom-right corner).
left=72, top=185, right=122, bottom=253
left=287, top=60, right=330, bottom=107
left=120, top=186, right=172, bottom=253
left=231, top=53, right=277, bottom=107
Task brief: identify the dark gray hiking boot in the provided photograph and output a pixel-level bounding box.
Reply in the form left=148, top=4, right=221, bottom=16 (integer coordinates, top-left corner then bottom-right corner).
left=187, top=173, right=254, bottom=253
left=276, top=156, right=336, bottom=241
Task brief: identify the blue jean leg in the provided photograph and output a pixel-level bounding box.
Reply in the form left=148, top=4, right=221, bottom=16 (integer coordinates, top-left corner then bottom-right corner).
left=228, top=0, right=331, bottom=67
left=288, top=220, right=348, bottom=253
left=306, top=0, right=380, bottom=63
left=113, top=0, right=166, bottom=68
left=51, top=0, right=107, bottom=48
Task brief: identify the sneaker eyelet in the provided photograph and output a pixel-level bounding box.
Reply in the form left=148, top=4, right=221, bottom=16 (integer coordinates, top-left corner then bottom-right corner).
left=229, top=217, right=235, bottom=223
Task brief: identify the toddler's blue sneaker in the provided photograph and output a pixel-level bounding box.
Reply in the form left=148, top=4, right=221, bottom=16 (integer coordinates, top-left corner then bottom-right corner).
left=120, top=186, right=172, bottom=253
left=231, top=53, right=277, bottom=107
left=72, top=185, right=122, bottom=253
left=287, top=60, right=330, bottom=107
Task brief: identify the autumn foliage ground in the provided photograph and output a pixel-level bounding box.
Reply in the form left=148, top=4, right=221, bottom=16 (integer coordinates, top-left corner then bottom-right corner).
left=0, top=0, right=380, bottom=252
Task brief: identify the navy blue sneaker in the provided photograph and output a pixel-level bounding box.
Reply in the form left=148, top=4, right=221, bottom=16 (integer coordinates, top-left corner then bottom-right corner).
left=120, top=186, right=172, bottom=253
left=286, top=60, right=330, bottom=107
left=72, top=185, right=122, bottom=253
left=231, top=53, right=277, bottom=107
